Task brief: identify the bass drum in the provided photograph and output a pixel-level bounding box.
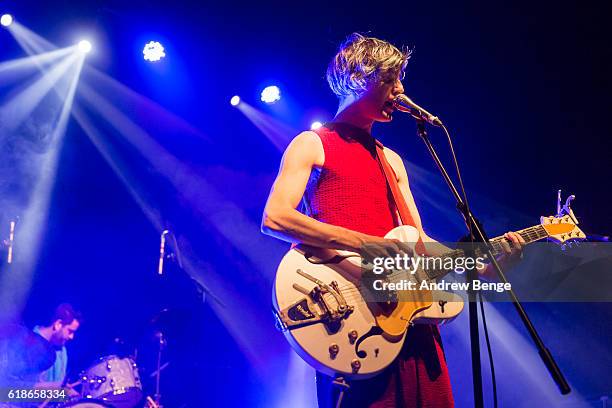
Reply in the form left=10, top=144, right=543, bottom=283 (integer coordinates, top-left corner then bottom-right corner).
left=82, top=355, right=143, bottom=408
left=60, top=399, right=113, bottom=407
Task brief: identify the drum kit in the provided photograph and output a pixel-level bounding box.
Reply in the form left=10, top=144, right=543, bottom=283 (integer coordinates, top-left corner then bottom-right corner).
left=60, top=355, right=144, bottom=408
left=54, top=349, right=161, bottom=408
left=51, top=311, right=173, bottom=408
left=1, top=228, right=207, bottom=408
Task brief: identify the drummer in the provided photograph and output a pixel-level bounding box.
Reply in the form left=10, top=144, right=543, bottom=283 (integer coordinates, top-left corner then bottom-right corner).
left=32, top=303, right=81, bottom=394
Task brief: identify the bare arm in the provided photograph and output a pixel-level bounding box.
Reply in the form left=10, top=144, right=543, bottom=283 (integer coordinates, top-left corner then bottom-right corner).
left=262, top=132, right=393, bottom=253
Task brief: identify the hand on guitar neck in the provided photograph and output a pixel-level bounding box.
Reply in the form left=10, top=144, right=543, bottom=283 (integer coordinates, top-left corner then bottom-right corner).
left=479, top=231, right=526, bottom=280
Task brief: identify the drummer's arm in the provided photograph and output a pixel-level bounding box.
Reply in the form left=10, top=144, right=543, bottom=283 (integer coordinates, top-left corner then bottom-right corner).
left=33, top=380, right=79, bottom=396
left=33, top=380, right=63, bottom=389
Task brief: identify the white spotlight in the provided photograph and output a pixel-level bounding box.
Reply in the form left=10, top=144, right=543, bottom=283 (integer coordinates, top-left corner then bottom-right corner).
left=143, top=41, right=166, bottom=62
left=78, top=40, right=92, bottom=54
left=260, top=85, right=281, bottom=104
left=230, top=95, right=241, bottom=106
left=1, top=14, right=13, bottom=27
left=310, top=121, right=323, bottom=130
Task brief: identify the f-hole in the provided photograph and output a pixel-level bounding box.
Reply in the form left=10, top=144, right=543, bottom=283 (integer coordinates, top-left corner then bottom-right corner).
left=354, top=326, right=384, bottom=358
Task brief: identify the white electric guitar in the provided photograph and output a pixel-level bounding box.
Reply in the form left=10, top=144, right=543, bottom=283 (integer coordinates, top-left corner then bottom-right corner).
left=272, top=212, right=585, bottom=379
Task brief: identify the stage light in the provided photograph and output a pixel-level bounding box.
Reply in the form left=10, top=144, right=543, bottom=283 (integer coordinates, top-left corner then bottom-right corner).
left=1, top=14, right=13, bottom=27
left=230, top=95, right=241, bottom=106
left=78, top=40, right=92, bottom=53
left=143, top=41, right=166, bottom=62
left=260, top=85, right=281, bottom=104
left=310, top=121, right=323, bottom=130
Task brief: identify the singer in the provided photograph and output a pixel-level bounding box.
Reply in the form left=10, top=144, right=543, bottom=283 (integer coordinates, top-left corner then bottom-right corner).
left=261, top=33, right=524, bottom=407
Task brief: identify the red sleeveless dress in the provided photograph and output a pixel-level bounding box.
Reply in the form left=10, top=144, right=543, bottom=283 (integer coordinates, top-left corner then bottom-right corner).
left=305, top=123, right=454, bottom=408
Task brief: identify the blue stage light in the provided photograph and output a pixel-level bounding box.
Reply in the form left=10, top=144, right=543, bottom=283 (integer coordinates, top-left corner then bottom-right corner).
left=143, top=41, right=166, bottom=62
left=310, top=121, right=323, bottom=130
left=1, top=14, right=13, bottom=27
left=230, top=95, right=241, bottom=106
left=260, top=85, right=281, bottom=104
left=78, top=40, right=92, bottom=53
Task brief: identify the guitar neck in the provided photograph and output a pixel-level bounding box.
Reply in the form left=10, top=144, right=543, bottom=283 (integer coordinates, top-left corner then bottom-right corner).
left=426, top=224, right=549, bottom=280
left=487, top=224, right=549, bottom=257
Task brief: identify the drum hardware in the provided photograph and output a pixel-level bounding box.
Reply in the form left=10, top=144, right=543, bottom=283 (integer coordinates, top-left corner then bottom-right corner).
left=81, top=374, right=106, bottom=386
left=145, top=396, right=161, bottom=408
left=149, top=362, right=169, bottom=377
left=152, top=331, right=166, bottom=408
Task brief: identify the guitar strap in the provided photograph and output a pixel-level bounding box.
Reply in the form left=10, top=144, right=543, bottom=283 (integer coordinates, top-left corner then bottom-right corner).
left=375, top=140, right=426, bottom=254
left=374, top=140, right=416, bottom=227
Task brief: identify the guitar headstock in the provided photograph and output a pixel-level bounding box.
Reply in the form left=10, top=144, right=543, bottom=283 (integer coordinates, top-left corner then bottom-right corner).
left=540, top=213, right=586, bottom=244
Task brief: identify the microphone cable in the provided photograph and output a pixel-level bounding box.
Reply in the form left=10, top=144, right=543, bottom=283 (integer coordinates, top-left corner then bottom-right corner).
left=479, top=292, right=498, bottom=408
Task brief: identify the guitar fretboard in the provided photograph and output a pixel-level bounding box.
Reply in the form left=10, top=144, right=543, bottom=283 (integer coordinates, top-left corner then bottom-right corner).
left=425, top=224, right=549, bottom=280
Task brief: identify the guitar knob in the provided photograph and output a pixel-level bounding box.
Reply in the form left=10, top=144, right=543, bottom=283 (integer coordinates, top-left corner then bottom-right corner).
left=351, top=359, right=361, bottom=373
left=329, top=344, right=339, bottom=359
left=348, top=330, right=358, bottom=344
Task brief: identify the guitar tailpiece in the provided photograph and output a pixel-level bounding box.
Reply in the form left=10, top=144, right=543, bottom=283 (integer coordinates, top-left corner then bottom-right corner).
left=274, top=278, right=354, bottom=332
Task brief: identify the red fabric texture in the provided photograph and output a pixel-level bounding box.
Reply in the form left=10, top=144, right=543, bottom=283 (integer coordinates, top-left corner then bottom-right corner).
left=305, top=123, right=454, bottom=408
left=303, top=123, right=399, bottom=237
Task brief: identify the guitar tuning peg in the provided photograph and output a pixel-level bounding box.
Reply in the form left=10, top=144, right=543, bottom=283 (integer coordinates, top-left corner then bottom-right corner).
left=563, top=194, right=576, bottom=215
left=556, top=190, right=577, bottom=219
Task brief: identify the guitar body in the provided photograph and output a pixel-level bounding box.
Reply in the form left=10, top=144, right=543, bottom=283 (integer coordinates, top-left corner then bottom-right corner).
left=272, top=225, right=463, bottom=379
left=272, top=205, right=585, bottom=379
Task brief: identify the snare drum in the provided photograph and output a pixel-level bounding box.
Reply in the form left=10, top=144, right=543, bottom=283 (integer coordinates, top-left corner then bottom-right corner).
left=82, top=355, right=142, bottom=408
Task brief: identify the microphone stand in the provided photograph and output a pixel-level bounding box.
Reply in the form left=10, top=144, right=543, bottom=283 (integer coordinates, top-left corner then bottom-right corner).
left=412, top=118, right=570, bottom=407
left=157, top=230, right=225, bottom=307
left=154, top=331, right=166, bottom=407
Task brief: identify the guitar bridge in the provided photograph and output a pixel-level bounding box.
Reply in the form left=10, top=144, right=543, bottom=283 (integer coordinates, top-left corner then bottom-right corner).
left=274, top=269, right=353, bottom=332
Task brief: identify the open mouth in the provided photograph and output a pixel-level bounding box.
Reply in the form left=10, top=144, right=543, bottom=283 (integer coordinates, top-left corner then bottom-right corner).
left=382, top=101, right=396, bottom=117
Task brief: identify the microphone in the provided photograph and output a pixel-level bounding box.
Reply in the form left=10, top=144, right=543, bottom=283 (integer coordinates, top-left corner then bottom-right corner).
left=393, top=94, right=443, bottom=127
left=7, top=219, right=17, bottom=264
left=158, top=230, right=170, bottom=275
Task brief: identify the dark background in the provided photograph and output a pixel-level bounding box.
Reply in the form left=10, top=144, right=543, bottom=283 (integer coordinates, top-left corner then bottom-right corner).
left=0, top=0, right=610, bottom=407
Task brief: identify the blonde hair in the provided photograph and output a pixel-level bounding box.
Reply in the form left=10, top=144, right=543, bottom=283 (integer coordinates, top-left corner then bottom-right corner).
left=326, top=33, right=411, bottom=98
